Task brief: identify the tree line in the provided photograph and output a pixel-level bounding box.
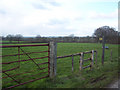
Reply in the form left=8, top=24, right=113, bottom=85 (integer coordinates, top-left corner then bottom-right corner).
left=1, top=26, right=120, bottom=44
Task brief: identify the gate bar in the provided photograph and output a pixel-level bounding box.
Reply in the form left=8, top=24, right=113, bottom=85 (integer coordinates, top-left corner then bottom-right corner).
left=3, top=72, right=20, bottom=84
left=0, top=44, right=49, bottom=48
left=20, top=47, right=41, bottom=69
left=2, top=66, right=19, bottom=73
left=1, top=51, right=48, bottom=57
left=3, top=71, right=48, bottom=85
left=7, top=75, right=49, bottom=89
left=2, top=56, right=49, bottom=64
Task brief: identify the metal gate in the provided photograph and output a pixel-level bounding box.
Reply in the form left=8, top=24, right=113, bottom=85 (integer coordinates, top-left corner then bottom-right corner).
left=0, top=44, right=50, bottom=89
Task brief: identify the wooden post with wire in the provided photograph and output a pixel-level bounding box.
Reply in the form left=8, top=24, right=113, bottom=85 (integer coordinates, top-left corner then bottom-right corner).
left=72, top=54, right=74, bottom=72
left=111, top=49, right=112, bottom=62
left=102, top=36, right=105, bottom=65
left=95, top=51, right=98, bottom=66
left=49, top=41, right=57, bottom=78
left=90, top=50, right=94, bottom=70
left=79, top=52, right=83, bottom=71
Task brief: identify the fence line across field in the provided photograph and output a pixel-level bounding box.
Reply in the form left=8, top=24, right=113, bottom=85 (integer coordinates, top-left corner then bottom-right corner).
left=1, top=42, right=98, bottom=89
left=57, top=50, right=97, bottom=71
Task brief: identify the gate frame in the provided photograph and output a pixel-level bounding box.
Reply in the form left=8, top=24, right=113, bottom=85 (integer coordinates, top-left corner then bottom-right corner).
left=1, top=43, right=51, bottom=89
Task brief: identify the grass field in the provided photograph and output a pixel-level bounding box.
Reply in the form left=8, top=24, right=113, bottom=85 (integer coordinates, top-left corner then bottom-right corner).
left=1, top=42, right=119, bottom=88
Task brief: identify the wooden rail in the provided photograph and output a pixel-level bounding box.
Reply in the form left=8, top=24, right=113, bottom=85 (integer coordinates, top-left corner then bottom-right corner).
left=57, top=50, right=97, bottom=71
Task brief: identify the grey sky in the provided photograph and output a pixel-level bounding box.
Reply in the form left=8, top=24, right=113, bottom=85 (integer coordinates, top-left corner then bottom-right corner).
left=0, top=0, right=118, bottom=37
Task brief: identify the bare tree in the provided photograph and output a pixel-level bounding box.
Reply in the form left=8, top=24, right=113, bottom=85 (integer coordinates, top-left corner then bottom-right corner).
left=15, top=34, right=23, bottom=43
left=6, top=34, right=14, bottom=43
left=93, top=26, right=119, bottom=44
left=35, top=35, right=41, bottom=41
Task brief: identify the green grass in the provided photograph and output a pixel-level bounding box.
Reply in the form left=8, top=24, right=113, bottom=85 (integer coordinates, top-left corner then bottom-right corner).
left=1, top=40, right=25, bottom=43
left=1, top=43, right=119, bottom=88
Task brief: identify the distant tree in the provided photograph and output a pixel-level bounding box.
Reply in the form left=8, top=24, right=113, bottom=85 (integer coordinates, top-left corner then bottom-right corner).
left=0, top=36, right=5, bottom=41
left=36, top=35, right=41, bottom=38
left=94, top=26, right=118, bottom=38
left=6, top=34, right=14, bottom=43
left=15, top=34, right=23, bottom=43
left=36, top=35, right=41, bottom=41
left=93, top=26, right=119, bottom=43
left=68, top=34, right=74, bottom=37
left=0, top=36, right=2, bottom=41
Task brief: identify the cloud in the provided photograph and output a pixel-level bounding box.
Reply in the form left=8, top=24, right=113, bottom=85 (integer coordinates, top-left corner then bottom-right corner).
left=48, top=1, right=61, bottom=6
left=0, top=0, right=118, bottom=37
left=32, top=3, right=48, bottom=10
left=88, top=9, right=118, bottom=19
left=41, top=0, right=61, bottom=6
left=0, top=10, right=6, bottom=14
left=47, top=19, right=70, bottom=25
left=31, top=0, right=61, bottom=10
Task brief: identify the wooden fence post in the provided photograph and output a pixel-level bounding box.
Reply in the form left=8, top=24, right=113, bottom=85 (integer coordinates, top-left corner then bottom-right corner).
left=80, top=52, right=83, bottom=71
left=0, top=41, right=2, bottom=90
left=102, top=36, right=105, bottom=65
left=111, top=49, right=112, bottom=62
left=49, top=41, right=57, bottom=78
left=90, top=50, right=94, bottom=70
left=72, top=54, right=74, bottom=72
left=95, top=51, right=97, bottom=66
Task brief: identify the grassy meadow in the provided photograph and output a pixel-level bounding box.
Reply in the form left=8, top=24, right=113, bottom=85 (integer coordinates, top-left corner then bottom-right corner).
left=1, top=42, right=119, bottom=88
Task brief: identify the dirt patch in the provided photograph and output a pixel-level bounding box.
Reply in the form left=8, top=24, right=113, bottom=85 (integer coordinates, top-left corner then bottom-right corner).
left=106, top=79, right=119, bottom=88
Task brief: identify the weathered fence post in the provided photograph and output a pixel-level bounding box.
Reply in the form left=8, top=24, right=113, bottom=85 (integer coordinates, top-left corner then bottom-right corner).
left=102, top=36, right=105, bottom=65
left=49, top=41, right=57, bottom=78
left=110, top=49, right=112, bottom=62
left=18, top=47, right=20, bottom=68
left=0, top=39, right=2, bottom=90
left=95, top=51, right=97, bottom=66
left=90, top=50, right=94, bottom=70
left=79, top=52, right=83, bottom=71
left=72, top=54, right=74, bottom=72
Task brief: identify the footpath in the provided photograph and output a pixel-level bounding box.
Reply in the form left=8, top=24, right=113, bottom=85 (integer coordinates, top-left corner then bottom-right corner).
left=106, top=79, right=119, bottom=88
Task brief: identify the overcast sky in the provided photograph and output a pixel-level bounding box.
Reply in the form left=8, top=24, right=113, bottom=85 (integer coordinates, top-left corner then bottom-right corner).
left=0, top=0, right=119, bottom=37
